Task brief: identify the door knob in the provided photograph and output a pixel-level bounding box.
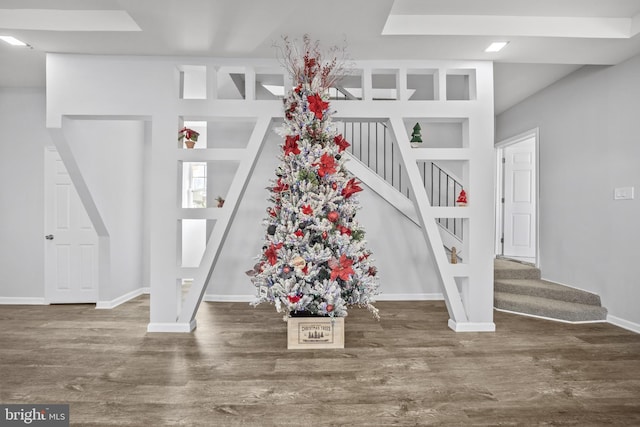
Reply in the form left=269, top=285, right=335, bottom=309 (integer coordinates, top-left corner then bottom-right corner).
left=45, top=234, right=54, bottom=240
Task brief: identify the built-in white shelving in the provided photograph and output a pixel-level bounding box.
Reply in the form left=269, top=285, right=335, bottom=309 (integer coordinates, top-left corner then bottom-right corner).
left=46, top=54, right=495, bottom=333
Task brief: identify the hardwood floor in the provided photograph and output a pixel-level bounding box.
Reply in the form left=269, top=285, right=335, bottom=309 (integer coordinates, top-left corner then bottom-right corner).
left=1, top=297, right=639, bottom=426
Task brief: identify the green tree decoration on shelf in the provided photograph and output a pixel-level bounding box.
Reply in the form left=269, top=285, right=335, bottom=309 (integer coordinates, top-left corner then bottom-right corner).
left=247, top=35, right=380, bottom=321
left=410, top=122, right=422, bottom=147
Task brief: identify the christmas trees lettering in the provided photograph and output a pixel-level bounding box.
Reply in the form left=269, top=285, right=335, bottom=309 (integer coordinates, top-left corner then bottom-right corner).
left=306, top=329, right=326, bottom=340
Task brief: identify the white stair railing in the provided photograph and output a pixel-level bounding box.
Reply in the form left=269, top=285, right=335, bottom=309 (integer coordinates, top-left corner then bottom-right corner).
left=337, top=119, right=464, bottom=250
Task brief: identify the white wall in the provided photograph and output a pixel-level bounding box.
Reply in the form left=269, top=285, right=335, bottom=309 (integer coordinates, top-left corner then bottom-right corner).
left=496, top=54, right=640, bottom=326
left=206, top=123, right=443, bottom=300
left=0, top=89, right=50, bottom=299
left=0, top=90, right=147, bottom=303
left=63, top=119, right=146, bottom=301
left=206, top=126, right=280, bottom=297
left=358, top=182, right=442, bottom=299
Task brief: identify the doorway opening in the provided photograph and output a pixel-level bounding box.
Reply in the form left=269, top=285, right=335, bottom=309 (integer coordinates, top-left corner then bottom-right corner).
left=495, top=129, right=539, bottom=266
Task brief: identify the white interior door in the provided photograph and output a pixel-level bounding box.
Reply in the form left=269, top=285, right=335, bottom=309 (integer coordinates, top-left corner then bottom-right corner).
left=502, top=137, right=536, bottom=260
left=45, top=148, right=98, bottom=303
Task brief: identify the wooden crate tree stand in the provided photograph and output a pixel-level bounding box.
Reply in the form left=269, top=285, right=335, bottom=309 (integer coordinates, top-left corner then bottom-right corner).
left=287, top=317, right=345, bottom=350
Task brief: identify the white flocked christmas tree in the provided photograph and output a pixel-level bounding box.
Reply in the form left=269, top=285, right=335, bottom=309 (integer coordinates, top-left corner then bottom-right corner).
left=248, top=36, right=380, bottom=320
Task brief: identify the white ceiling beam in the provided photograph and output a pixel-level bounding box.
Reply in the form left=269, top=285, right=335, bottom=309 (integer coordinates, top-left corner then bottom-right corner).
left=383, top=15, right=633, bottom=39
left=0, top=9, right=140, bottom=31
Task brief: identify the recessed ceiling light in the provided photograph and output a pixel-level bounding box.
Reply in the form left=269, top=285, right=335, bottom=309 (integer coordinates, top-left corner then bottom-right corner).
left=485, top=42, right=509, bottom=53
left=0, top=36, right=27, bottom=46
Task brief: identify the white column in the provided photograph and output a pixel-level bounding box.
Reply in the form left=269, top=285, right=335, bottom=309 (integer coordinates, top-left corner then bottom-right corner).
left=245, top=67, right=256, bottom=101
left=148, top=113, right=183, bottom=332
left=438, top=69, right=447, bottom=101
left=206, top=65, right=218, bottom=100
left=465, top=67, right=495, bottom=324
left=362, top=67, right=373, bottom=102
left=398, top=68, right=408, bottom=101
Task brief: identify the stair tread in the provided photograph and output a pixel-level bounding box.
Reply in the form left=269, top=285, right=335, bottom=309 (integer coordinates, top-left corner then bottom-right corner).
left=494, top=291, right=607, bottom=322
left=494, top=258, right=536, bottom=270
left=495, top=278, right=601, bottom=306
left=494, top=259, right=541, bottom=280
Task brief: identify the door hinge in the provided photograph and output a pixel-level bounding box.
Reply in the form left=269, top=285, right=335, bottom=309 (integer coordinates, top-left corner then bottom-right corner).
left=502, top=157, right=506, bottom=164
left=501, top=197, right=505, bottom=203
left=500, top=236, right=504, bottom=244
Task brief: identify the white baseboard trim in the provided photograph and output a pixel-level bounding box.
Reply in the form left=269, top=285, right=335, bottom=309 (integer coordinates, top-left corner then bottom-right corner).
left=204, top=294, right=255, bottom=302
left=495, top=307, right=607, bottom=325
left=448, top=319, right=496, bottom=332
left=0, top=297, right=47, bottom=305
left=538, top=276, right=600, bottom=296
left=376, top=293, right=444, bottom=301
left=607, top=315, right=640, bottom=334
left=202, top=293, right=444, bottom=303
left=96, top=287, right=150, bottom=309
left=1, top=293, right=442, bottom=306
left=147, top=319, right=196, bottom=333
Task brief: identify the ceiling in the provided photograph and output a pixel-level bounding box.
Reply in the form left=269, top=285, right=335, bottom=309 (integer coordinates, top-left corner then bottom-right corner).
left=1, top=0, right=640, bottom=113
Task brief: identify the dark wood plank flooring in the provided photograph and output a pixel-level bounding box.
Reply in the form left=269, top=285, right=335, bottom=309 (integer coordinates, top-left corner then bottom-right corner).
left=1, top=297, right=639, bottom=426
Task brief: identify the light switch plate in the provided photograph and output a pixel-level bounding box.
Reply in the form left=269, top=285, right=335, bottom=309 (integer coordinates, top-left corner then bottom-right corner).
left=614, top=186, right=634, bottom=200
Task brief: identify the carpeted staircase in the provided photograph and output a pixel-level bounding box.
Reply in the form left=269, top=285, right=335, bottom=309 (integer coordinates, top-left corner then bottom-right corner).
left=494, top=258, right=608, bottom=322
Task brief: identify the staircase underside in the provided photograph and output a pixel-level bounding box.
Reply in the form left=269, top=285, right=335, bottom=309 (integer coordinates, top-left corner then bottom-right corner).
left=494, top=258, right=607, bottom=323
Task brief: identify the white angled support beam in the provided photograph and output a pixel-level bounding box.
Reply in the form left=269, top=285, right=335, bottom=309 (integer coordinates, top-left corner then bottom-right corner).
left=177, top=116, right=272, bottom=327
left=48, top=123, right=109, bottom=237
left=388, top=117, right=468, bottom=325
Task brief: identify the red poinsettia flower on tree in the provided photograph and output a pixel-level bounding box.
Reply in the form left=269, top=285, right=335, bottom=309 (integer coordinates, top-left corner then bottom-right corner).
left=334, top=134, right=350, bottom=152
left=264, top=242, right=283, bottom=266
left=315, top=152, right=337, bottom=177
left=273, top=177, right=289, bottom=193
left=308, top=94, right=329, bottom=120
left=287, top=294, right=301, bottom=303
left=301, top=204, right=313, bottom=215
left=284, top=135, right=301, bottom=156
left=329, top=254, right=355, bottom=281
left=341, top=178, right=363, bottom=199
left=294, top=229, right=304, bottom=238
